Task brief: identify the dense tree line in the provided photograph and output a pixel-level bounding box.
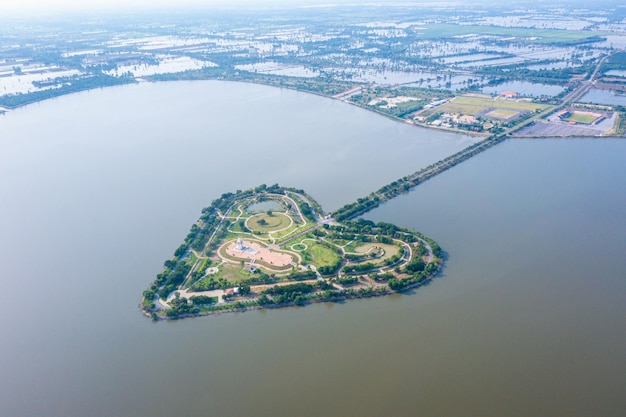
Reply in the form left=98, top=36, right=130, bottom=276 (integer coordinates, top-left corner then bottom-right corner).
left=157, top=261, right=192, bottom=299
left=404, top=257, right=426, bottom=274
left=192, top=276, right=230, bottom=291
left=190, top=295, right=218, bottom=305
left=343, top=262, right=377, bottom=274
left=263, top=282, right=316, bottom=296
left=338, top=276, right=358, bottom=286
left=297, top=200, right=316, bottom=222
left=288, top=270, right=317, bottom=280
left=316, top=241, right=343, bottom=275
left=166, top=294, right=199, bottom=317
left=476, top=64, right=592, bottom=85
left=263, top=282, right=317, bottom=306
left=388, top=272, right=429, bottom=291
left=333, top=136, right=504, bottom=222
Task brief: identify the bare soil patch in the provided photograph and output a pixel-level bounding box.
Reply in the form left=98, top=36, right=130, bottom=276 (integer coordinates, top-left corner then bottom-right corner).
left=226, top=240, right=293, bottom=267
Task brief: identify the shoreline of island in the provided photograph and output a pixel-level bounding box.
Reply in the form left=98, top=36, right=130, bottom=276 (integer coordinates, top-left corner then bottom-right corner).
left=140, top=184, right=444, bottom=320
left=142, top=262, right=443, bottom=320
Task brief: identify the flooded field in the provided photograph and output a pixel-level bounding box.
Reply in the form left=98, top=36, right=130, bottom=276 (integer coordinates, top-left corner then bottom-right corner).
left=482, top=81, right=564, bottom=97
left=105, top=56, right=216, bottom=77
left=0, top=69, right=81, bottom=95
left=439, top=53, right=503, bottom=65
left=580, top=89, right=626, bottom=106
left=235, top=62, right=319, bottom=78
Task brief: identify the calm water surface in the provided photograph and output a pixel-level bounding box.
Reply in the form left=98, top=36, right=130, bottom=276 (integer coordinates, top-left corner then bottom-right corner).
left=0, top=81, right=625, bottom=417
left=482, top=80, right=564, bottom=97
left=580, top=88, right=626, bottom=106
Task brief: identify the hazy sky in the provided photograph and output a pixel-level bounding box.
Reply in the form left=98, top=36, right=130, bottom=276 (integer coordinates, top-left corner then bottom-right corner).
left=0, top=0, right=314, bottom=13
left=0, top=0, right=600, bottom=15
left=0, top=0, right=362, bottom=13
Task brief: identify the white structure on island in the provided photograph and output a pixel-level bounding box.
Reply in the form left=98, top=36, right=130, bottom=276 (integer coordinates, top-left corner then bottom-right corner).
left=235, top=237, right=259, bottom=254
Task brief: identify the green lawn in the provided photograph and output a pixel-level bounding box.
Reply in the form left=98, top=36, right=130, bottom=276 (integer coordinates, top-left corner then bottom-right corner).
left=485, top=108, right=521, bottom=119
left=211, top=263, right=250, bottom=283
left=247, top=213, right=290, bottom=232
left=308, top=242, right=341, bottom=269
left=342, top=240, right=359, bottom=253
left=271, top=223, right=309, bottom=241
left=426, top=95, right=548, bottom=117
left=350, top=242, right=401, bottom=265
left=565, top=113, right=599, bottom=124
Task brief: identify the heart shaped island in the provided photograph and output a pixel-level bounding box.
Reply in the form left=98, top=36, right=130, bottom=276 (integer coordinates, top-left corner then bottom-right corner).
left=141, top=184, right=442, bottom=320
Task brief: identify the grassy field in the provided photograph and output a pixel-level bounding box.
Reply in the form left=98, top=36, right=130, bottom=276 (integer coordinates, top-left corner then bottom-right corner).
left=288, top=236, right=316, bottom=263
left=424, top=95, right=548, bottom=117
left=485, top=108, right=521, bottom=119
left=352, top=242, right=401, bottom=264
left=208, top=263, right=249, bottom=283
left=341, top=240, right=359, bottom=253
left=247, top=213, right=291, bottom=233
left=308, top=242, right=341, bottom=269
left=227, top=220, right=247, bottom=233
left=351, top=87, right=450, bottom=118
left=271, top=223, right=310, bottom=242
left=187, top=251, right=198, bottom=265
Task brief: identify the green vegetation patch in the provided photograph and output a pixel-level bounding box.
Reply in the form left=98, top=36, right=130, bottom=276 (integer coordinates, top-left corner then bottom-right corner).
left=485, top=109, right=521, bottom=119
left=216, top=263, right=253, bottom=282
left=351, top=87, right=451, bottom=119
left=425, top=95, right=548, bottom=117
left=420, top=24, right=603, bottom=45
left=308, top=241, right=342, bottom=270
left=601, top=52, right=626, bottom=74
left=247, top=213, right=290, bottom=232
left=356, top=242, right=400, bottom=264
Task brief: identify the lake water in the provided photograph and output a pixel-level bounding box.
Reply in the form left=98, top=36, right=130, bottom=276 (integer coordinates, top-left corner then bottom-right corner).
left=605, top=70, right=626, bottom=78
left=526, top=61, right=574, bottom=71
left=246, top=200, right=283, bottom=214
left=580, top=88, right=626, bottom=106
left=1, top=81, right=625, bottom=417
left=482, top=80, right=564, bottom=97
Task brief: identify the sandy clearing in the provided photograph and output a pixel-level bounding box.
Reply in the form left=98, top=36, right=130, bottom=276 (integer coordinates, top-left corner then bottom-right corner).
left=225, top=240, right=293, bottom=267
